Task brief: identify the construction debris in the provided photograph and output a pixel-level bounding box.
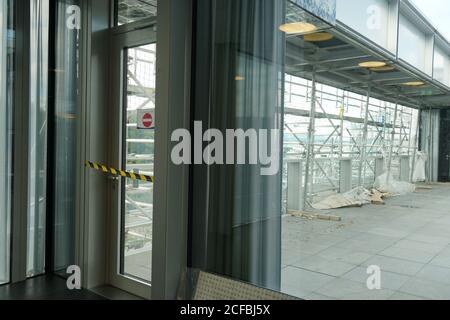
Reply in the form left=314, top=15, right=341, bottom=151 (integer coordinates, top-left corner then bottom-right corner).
left=311, top=187, right=371, bottom=210
left=374, top=173, right=416, bottom=195
left=307, top=176, right=415, bottom=211
left=369, top=189, right=390, bottom=205
left=415, top=185, right=433, bottom=190
left=289, top=211, right=342, bottom=222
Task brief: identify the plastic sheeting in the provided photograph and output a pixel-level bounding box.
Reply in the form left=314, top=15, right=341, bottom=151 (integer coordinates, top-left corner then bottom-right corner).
left=420, top=109, right=440, bottom=182
left=374, top=172, right=416, bottom=195
left=412, top=152, right=427, bottom=182
left=312, top=187, right=372, bottom=210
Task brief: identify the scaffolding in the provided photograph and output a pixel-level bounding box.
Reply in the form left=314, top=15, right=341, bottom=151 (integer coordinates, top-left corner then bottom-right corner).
left=283, top=74, right=419, bottom=213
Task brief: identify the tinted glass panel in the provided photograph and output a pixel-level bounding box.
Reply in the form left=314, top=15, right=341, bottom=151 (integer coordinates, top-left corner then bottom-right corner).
left=0, top=0, right=14, bottom=285
left=27, top=0, right=49, bottom=277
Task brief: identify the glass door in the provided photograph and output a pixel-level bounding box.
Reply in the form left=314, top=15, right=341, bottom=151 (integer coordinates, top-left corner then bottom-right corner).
left=109, top=26, right=156, bottom=298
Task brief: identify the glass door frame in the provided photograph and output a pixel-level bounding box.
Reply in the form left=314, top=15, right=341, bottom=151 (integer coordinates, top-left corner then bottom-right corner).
left=105, top=0, right=194, bottom=299
left=109, top=24, right=156, bottom=299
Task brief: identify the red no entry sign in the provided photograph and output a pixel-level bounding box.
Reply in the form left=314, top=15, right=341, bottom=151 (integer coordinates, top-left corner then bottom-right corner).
left=137, top=109, right=155, bottom=129
left=142, top=113, right=153, bottom=128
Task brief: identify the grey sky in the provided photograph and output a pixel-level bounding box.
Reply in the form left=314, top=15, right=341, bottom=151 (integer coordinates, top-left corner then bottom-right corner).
left=411, top=0, right=450, bottom=40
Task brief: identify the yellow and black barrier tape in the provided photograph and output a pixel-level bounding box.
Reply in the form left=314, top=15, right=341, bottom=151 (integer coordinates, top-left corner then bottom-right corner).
left=85, top=161, right=154, bottom=183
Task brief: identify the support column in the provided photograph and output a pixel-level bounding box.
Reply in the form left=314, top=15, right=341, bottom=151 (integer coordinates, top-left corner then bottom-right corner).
left=302, top=72, right=317, bottom=211
left=339, top=158, right=352, bottom=193
left=358, top=86, right=371, bottom=187
left=375, top=157, right=385, bottom=179
left=287, top=160, right=304, bottom=212
left=399, top=155, right=410, bottom=182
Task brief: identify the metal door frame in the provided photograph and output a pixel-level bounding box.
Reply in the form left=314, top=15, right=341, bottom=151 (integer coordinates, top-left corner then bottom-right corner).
left=77, top=0, right=192, bottom=300
left=108, top=24, right=156, bottom=299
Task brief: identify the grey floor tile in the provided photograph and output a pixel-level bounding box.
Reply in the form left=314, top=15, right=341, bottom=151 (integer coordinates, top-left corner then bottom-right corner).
left=335, top=238, right=392, bottom=254
left=341, top=266, right=410, bottom=291
left=282, top=184, right=450, bottom=300
left=315, top=278, right=394, bottom=300
left=416, top=265, right=450, bottom=285
left=287, top=240, right=332, bottom=256
left=282, top=249, right=312, bottom=267
left=399, top=278, right=450, bottom=300
left=366, top=227, right=412, bottom=239
left=388, top=292, right=427, bottom=300
left=362, top=255, right=424, bottom=276
left=393, top=239, right=445, bottom=255
left=430, top=255, right=450, bottom=269
left=281, top=266, right=335, bottom=299
left=317, top=246, right=373, bottom=265
left=305, top=293, right=336, bottom=300
left=352, top=232, right=399, bottom=244
left=379, top=245, right=437, bottom=264
left=405, top=233, right=450, bottom=246
left=291, top=255, right=357, bottom=277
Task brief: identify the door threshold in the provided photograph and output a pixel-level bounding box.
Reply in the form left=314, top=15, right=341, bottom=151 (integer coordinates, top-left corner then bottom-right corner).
left=90, top=285, right=145, bottom=300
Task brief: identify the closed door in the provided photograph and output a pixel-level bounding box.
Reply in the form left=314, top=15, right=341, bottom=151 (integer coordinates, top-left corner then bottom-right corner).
left=109, top=26, right=156, bottom=299
left=439, top=109, right=450, bottom=182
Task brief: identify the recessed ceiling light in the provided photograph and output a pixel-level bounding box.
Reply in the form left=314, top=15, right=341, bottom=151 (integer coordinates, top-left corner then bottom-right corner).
left=279, top=22, right=317, bottom=35
left=303, top=32, right=334, bottom=42
left=370, top=65, right=395, bottom=72
left=402, top=81, right=425, bottom=86
left=358, top=61, right=387, bottom=68
left=235, top=76, right=245, bottom=81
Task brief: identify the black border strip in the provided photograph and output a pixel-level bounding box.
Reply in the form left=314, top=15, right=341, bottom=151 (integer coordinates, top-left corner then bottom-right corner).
left=45, top=0, right=57, bottom=275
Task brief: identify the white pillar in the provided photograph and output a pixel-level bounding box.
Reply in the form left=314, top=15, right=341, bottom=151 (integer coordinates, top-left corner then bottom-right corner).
left=287, top=160, right=304, bottom=212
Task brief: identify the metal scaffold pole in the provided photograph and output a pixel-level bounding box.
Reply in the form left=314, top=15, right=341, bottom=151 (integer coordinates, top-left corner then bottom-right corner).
left=358, top=86, right=371, bottom=187
left=386, top=98, right=399, bottom=184
left=427, top=107, right=433, bottom=183
left=301, top=71, right=317, bottom=211
left=339, top=93, right=345, bottom=158
left=410, top=108, right=421, bottom=182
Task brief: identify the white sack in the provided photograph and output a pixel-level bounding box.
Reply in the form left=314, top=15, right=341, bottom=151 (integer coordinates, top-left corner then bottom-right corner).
left=412, top=152, right=427, bottom=182
left=374, top=172, right=416, bottom=195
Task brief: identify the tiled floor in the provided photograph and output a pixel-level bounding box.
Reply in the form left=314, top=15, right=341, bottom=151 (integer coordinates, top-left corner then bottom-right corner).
left=281, top=183, right=450, bottom=300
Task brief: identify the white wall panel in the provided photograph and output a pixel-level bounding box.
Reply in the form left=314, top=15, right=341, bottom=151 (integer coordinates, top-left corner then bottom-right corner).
left=337, top=0, right=394, bottom=51
left=398, top=14, right=428, bottom=72
left=434, top=45, right=450, bottom=86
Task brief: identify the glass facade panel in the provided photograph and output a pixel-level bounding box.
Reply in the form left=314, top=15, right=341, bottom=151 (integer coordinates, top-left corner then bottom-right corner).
left=191, top=0, right=285, bottom=291
left=116, top=0, right=157, bottom=25
left=51, top=0, right=81, bottom=275
left=0, top=0, right=14, bottom=285
left=27, top=0, right=49, bottom=277
left=191, top=0, right=423, bottom=301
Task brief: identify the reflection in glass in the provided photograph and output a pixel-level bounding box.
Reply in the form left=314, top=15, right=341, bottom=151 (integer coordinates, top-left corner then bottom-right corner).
left=120, top=44, right=156, bottom=283
left=191, top=0, right=285, bottom=291
left=52, top=0, right=81, bottom=275
left=116, top=0, right=157, bottom=25
left=0, top=0, right=14, bottom=285
left=27, top=0, right=49, bottom=277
